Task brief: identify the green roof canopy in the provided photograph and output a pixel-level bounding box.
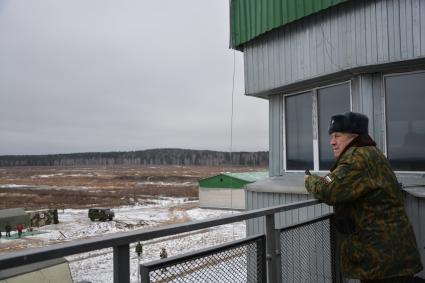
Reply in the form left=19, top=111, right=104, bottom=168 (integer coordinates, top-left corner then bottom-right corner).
left=199, top=171, right=268, bottom=189
left=230, top=0, right=349, bottom=49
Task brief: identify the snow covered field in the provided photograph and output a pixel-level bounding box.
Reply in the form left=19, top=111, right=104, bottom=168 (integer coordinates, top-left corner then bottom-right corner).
left=1, top=197, right=246, bottom=283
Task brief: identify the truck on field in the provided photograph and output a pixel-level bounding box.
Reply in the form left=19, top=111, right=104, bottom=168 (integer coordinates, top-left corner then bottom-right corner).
left=88, top=208, right=114, bottom=222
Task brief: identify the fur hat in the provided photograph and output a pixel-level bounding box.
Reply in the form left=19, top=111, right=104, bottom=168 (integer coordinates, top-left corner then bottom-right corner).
left=328, top=112, right=369, bottom=135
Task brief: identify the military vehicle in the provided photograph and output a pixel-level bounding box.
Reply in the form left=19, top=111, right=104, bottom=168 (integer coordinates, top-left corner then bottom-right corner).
left=88, top=208, right=114, bottom=221
left=28, top=209, right=59, bottom=227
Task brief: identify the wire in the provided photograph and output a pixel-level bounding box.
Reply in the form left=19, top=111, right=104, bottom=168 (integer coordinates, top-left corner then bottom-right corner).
left=230, top=51, right=235, bottom=160
left=230, top=49, right=236, bottom=240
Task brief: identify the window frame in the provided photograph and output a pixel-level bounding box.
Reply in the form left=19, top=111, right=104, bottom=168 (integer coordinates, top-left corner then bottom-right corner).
left=282, top=81, right=352, bottom=174
left=283, top=90, right=314, bottom=172
left=383, top=70, right=425, bottom=174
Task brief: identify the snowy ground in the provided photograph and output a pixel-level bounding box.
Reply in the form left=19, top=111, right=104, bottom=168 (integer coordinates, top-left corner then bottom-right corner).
left=0, top=197, right=246, bottom=283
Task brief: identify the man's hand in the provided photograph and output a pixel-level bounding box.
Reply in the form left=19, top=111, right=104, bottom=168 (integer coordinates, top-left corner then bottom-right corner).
left=304, top=169, right=311, bottom=181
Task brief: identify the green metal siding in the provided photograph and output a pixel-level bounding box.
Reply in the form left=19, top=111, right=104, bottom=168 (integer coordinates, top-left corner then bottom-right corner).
left=199, top=171, right=268, bottom=189
left=224, top=171, right=269, bottom=182
left=230, top=0, right=350, bottom=49
left=199, top=174, right=249, bottom=189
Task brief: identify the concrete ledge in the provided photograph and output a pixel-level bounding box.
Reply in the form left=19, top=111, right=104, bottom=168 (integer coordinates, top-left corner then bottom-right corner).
left=403, top=187, right=425, bottom=198
left=246, top=174, right=309, bottom=194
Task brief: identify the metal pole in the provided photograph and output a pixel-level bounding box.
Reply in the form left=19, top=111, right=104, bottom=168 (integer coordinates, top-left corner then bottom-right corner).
left=257, top=236, right=268, bottom=283
left=330, top=216, right=341, bottom=283
left=138, top=256, right=140, bottom=283
left=135, top=242, right=143, bottom=283
left=140, top=265, right=150, bottom=283
left=113, top=244, right=130, bottom=283
left=265, top=214, right=281, bottom=283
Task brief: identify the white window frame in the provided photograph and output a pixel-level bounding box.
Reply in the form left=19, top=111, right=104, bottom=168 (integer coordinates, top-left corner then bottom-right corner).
left=383, top=70, right=425, bottom=174
left=283, top=81, right=352, bottom=174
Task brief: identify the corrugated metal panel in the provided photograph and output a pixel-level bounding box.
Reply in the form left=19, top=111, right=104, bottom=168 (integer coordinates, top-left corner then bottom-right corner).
left=198, top=174, right=248, bottom=189
left=199, top=189, right=245, bottom=210
left=224, top=171, right=269, bottom=182
left=371, top=73, right=385, bottom=150
left=350, top=73, right=385, bottom=150
left=230, top=0, right=350, bottom=49
left=198, top=171, right=268, bottom=188
left=243, top=0, right=425, bottom=96
left=246, top=190, right=331, bottom=236
left=269, top=95, right=283, bottom=176
left=244, top=178, right=332, bottom=244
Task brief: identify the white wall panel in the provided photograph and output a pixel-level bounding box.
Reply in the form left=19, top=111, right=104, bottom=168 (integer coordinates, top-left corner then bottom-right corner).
left=269, top=95, right=282, bottom=176
left=199, top=188, right=245, bottom=210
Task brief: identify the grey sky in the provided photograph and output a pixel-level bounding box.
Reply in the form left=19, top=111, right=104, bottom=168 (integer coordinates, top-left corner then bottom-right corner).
left=0, top=0, right=268, bottom=155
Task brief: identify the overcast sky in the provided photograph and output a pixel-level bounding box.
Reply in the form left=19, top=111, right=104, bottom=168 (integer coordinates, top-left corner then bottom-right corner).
left=0, top=0, right=268, bottom=155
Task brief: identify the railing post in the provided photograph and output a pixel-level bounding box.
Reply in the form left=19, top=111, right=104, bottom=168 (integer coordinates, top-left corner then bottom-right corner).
left=265, top=214, right=281, bottom=283
left=140, top=265, right=150, bottom=283
left=257, top=236, right=267, bottom=283
left=330, top=216, right=341, bottom=283
left=113, top=244, right=130, bottom=283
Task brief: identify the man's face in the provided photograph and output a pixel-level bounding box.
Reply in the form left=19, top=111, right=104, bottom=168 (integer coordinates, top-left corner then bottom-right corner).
left=330, top=132, right=357, bottom=159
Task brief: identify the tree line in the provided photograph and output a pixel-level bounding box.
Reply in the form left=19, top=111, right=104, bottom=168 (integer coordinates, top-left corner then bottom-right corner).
left=0, top=148, right=269, bottom=167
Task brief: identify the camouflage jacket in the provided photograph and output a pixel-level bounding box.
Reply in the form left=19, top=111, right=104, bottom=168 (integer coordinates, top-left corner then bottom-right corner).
left=305, top=146, right=423, bottom=279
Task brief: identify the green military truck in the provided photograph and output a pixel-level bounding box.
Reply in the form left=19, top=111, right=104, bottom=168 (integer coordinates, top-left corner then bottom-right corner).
left=88, top=208, right=114, bottom=222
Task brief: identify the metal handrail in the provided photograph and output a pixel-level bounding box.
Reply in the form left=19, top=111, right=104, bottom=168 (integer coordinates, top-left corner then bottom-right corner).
left=140, top=234, right=267, bottom=283
left=0, top=198, right=320, bottom=282
left=141, top=234, right=265, bottom=269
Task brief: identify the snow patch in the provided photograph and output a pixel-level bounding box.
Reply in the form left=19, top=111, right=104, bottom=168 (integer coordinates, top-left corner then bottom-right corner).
left=14, top=198, right=245, bottom=283
left=0, top=184, right=31, bottom=189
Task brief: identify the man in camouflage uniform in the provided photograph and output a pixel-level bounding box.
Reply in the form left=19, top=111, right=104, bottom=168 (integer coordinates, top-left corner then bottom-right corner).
left=305, top=112, right=423, bottom=282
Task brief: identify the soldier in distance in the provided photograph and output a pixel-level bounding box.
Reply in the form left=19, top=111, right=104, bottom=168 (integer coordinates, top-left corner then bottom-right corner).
left=5, top=223, right=11, bottom=237
left=304, top=112, right=423, bottom=282
left=160, top=247, right=168, bottom=273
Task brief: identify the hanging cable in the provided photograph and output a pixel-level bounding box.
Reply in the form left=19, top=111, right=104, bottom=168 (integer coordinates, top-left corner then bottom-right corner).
left=229, top=49, right=236, bottom=240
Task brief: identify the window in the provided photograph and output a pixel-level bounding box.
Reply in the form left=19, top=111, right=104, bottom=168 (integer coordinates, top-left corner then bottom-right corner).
left=285, top=91, right=313, bottom=170
left=385, top=72, right=425, bottom=171
left=284, top=83, right=351, bottom=171
left=317, top=83, right=351, bottom=170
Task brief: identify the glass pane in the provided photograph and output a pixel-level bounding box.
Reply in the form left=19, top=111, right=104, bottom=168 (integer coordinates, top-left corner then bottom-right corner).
left=285, top=92, right=313, bottom=170
left=317, top=83, right=351, bottom=170
left=385, top=72, right=425, bottom=171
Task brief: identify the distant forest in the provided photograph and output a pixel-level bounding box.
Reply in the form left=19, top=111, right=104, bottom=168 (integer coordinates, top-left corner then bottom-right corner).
left=0, top=148, right=269, bottom=167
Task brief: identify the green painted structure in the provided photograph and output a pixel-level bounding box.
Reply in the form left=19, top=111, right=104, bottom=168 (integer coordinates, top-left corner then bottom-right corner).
left=230, top=0, right=349, bottom=49
left=199, top=171, right=268, bottom=189
left=0, top=208, right=30, bottom=232
left=199, top=171, right=268, bottom=210
left=0, top=258, right=73, bottom=283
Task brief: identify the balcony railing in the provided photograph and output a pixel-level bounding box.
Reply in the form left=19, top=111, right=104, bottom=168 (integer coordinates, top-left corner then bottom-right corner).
left=0, top=199, right=339, bottom=283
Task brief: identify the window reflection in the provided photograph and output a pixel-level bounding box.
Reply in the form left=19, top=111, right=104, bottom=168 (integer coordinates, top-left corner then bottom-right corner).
left=317, top=83, right=351, bottom=170
left=386, top=72, right=425, bottom=171
left=285, top=92, right=313, bottom=170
